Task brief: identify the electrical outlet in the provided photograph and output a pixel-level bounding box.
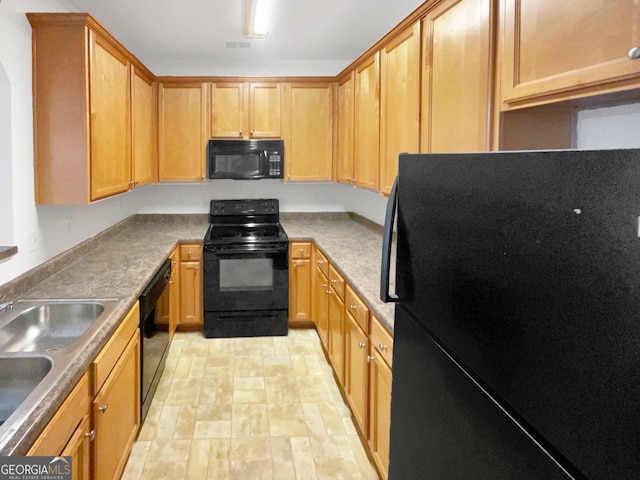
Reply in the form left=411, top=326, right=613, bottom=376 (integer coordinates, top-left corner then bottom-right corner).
left=29, top=230, right=39, bottom=252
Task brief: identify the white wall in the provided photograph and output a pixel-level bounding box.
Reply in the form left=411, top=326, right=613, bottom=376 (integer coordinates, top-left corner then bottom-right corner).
left=576, top=102, right=640, bottom=149
left=0, top=61, right=13, bottom=246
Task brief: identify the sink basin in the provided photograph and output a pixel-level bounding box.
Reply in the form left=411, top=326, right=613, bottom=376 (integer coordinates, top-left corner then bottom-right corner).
left=0, top=355, right=53, bottom=426
left=0, top=302, right=105, bottom=352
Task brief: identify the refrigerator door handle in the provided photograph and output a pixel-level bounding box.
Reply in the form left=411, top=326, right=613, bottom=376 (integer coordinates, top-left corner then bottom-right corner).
left=380, top=175, right=399, bottom=303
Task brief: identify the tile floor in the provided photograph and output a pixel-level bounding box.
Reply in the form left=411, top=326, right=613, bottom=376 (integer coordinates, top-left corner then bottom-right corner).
left=122, top=329, right=380, bottom=480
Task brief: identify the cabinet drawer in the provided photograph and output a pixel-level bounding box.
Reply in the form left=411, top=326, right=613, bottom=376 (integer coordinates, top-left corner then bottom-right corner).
left=346, top=285, right=369, bottom=333
left=329, top=264, right=345, bottom=300
left=91, top=301, right=139, bottom=396
left=28, top=373, right=91, bottom=456
left=371, top=315, right=393, bottom=368
left=315, top=247, right=329, bottom=277
left=291, top=241, right=312, bottom=259
left=180, top=243, right=202, bottom=261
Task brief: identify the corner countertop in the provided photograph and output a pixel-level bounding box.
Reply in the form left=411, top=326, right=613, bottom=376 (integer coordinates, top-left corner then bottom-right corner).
left=280, top=213, right=395, bottom=332
left=0, top=212, right=394, bottom=455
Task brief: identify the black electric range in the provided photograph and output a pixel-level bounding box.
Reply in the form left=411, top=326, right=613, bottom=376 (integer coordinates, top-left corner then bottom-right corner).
left=202, top=199, right=289, bottom=338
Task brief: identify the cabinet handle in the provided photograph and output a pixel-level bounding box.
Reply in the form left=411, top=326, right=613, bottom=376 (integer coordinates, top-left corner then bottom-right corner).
left=169, top=280, right=175, bottom=284
left=326, top=290, right=331, bottom=295
left=98, top=404, right=108, bottom=413
left=188, top=250, right=192, bottom=257
left=349, top=304, right=357, bottom=311
left=287, top=175, right=291, bottom=181
left=321, top=283, right=327, bottom=288
left=629, top=47, right=640, bottom=60
left=299, top=248, right=304, bottom=254
left=195, top=266, right=199, bottom=270
left=250, top=130, right=254, bottom=135
left=378, top=343, right=388, bottom=351
left=318, top=259, right=324, bottom=265
left=292, top=262, right=298, bottom=268
left=358, top=342, right=366, bottom=349
left=330, top=279, right=337, bottom=284
left=84, top=429, right=96, bottom=441
left=367, top=355, right=374, bottom=363
left=239, top=130, right=243, bottom=136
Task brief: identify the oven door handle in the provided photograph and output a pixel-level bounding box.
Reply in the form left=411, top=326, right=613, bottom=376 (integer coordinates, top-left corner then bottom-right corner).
left=204, top=244, right=289, bottom=255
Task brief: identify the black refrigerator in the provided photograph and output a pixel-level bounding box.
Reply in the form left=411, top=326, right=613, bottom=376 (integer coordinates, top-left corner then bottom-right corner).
left=380, top=149, right=640, bottom=479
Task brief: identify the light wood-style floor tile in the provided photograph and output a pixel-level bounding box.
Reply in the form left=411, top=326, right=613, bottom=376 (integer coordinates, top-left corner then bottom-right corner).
left=122, top=329, right=379, bottom=480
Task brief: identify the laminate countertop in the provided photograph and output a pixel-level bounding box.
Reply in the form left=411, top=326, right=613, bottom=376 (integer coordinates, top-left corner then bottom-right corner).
left=0, top=212, right=395, bottom=456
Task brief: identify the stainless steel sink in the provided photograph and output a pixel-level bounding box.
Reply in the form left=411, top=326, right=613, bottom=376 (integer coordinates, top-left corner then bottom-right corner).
left=0, top=297, right=122, bottom=455
left=0, top=355, right=53, bottom=426
left=0, top=301, right=106, bottom=352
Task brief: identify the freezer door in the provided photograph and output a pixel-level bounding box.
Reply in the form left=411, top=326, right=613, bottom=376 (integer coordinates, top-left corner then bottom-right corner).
left=389, top=306, right=572, bottom=479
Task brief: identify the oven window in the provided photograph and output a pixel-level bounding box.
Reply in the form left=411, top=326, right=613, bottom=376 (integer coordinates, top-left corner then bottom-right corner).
left=215, top=154, right=260, bottom=176
left=219, top=258, right=273, bottom=291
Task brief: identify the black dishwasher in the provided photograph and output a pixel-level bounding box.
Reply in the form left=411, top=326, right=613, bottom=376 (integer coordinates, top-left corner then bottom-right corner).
left=138, top=258, right=171, bottom=421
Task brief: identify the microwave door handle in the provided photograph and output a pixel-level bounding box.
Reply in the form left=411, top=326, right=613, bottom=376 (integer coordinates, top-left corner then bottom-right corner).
left=380, top=176, right=399, bottom=303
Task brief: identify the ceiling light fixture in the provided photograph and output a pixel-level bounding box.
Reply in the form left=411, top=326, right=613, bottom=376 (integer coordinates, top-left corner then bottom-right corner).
left=243, top=0, right=274, bottom=38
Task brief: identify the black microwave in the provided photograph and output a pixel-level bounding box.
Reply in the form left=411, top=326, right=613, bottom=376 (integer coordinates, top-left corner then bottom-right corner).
left=207, top=139, right=284, bottom=180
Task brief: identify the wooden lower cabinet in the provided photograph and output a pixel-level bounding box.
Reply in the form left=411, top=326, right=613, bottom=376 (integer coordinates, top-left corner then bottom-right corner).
left=62, top=414, right=92, bottom=480
left=93, top=330, right=140, bottom=480
left=368, top=348, right=392, bottom=480
left=28, top=373, right=92, bottom=480
left=314, top=265, right=330, bottom=348
left=179, top=243, right=203, bottom=327
left=289, top=241, right=312, bottom=322
left=328, top=267, right=346, bottom=384
left=168, top=247, right=180, bottom=337
left=344, top=311, right=369, bottom=433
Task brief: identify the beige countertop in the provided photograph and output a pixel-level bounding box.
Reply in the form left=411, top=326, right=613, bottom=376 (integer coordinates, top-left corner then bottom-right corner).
left=0, top=212, right=395, bottom=455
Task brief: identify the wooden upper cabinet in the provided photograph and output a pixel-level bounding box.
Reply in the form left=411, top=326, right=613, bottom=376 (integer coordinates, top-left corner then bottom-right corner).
left=89, top=31, right=131, bottom=201
left=336, top=72, right=355, bottom=185
left=354, top=53, right=380, bottom=191
left=158, top=82, right=208, bottom=182
left=250, top=83, right=282, bottom=138
left=501, top=0, right=640, bottom=108
left=421, top=0, right=494, bottom=153
left=283, top=83, right=333, bottom=181
left=379, top=22, right=420, bottom=196
left=211, top=82, right=282, bottom=138
left=211, top=82, right=245, bottom=137
left=131, top=66, right=155, bottom=188
left=28, top=13, right=155, bottom=204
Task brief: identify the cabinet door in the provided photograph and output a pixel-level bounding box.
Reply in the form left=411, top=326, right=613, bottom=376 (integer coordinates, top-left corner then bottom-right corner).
left=421, top=0, right=493, bottom=153
left=501, top=0, right=640, bottom=107
left=314, top=267, right=329, bottom=348
left=249, top=83, right=282, bottom=138
left=93, top=331, right=140, bottom=480
left=180, top=260, right=203, bottom=325
left=345, top=312, right=369, bottom=432
left=284, top=83, right=333, bottom=181
left=368, top=350, right=392, bottom=480
left=158, top=83, right=208, bottom=181
left=131, top=66, right=155, bottom=188
left=354, top=53, right=380, bottom=191
left=62, top=414, right=91, bottom=480
left=290, top=257, right=312, bottom=321
left=169, top=248, right=180, bottom=337
left=89, top=31, right=131, bottom=201
left=380, top=22, right=420, bottom=195
left=336, top=73, right=355, bottom=185
left=211, top=82, right=245, bottom=137
left=328, top=287, right=345, bottom=385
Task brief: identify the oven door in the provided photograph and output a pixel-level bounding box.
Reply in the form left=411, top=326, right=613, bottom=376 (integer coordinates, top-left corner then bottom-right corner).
left=203, top=244, right=289, bottom=312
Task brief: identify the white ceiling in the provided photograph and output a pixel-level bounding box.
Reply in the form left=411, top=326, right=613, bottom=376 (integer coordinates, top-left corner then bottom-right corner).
left=68, top=0, right=425, bottom=76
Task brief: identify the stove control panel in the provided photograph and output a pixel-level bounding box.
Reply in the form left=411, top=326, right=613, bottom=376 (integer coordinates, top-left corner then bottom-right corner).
left=210, top=199, right=279, bottom=216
